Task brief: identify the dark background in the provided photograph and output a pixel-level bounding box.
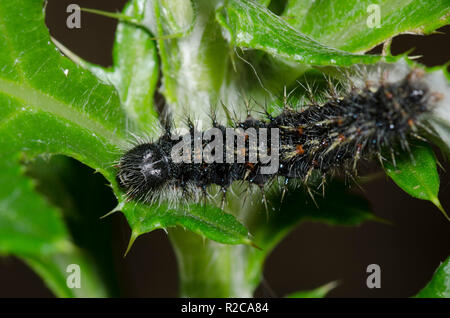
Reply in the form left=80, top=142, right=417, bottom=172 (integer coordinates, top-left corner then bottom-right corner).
left=0, top=0, right=449, bottom=298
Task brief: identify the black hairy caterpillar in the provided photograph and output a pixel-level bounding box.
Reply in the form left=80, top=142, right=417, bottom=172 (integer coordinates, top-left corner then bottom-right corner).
left=116, top=61, right=449, bottom=206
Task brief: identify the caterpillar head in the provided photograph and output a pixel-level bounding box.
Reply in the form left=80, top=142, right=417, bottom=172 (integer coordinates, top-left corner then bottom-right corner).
left=117, top=143, right=170, bottom=198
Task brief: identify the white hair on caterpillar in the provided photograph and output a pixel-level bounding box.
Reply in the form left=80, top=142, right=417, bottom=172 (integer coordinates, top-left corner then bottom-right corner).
left=348, top=59, right=450, bottom=154
left=421, top=68, right=450, bottom=154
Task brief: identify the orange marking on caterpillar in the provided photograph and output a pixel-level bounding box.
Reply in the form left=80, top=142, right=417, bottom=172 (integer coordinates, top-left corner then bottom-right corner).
left=296, top=144, right=305, bottom=155
left=245, top=162, right=255, bottom=170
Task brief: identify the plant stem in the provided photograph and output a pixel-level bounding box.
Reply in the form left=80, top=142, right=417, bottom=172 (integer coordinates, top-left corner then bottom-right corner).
left=169, top=228, right=263, bottom=297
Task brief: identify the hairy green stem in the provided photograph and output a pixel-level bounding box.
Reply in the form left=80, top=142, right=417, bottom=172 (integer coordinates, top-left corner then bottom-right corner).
left=169, top=228, right=263, bottom=297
